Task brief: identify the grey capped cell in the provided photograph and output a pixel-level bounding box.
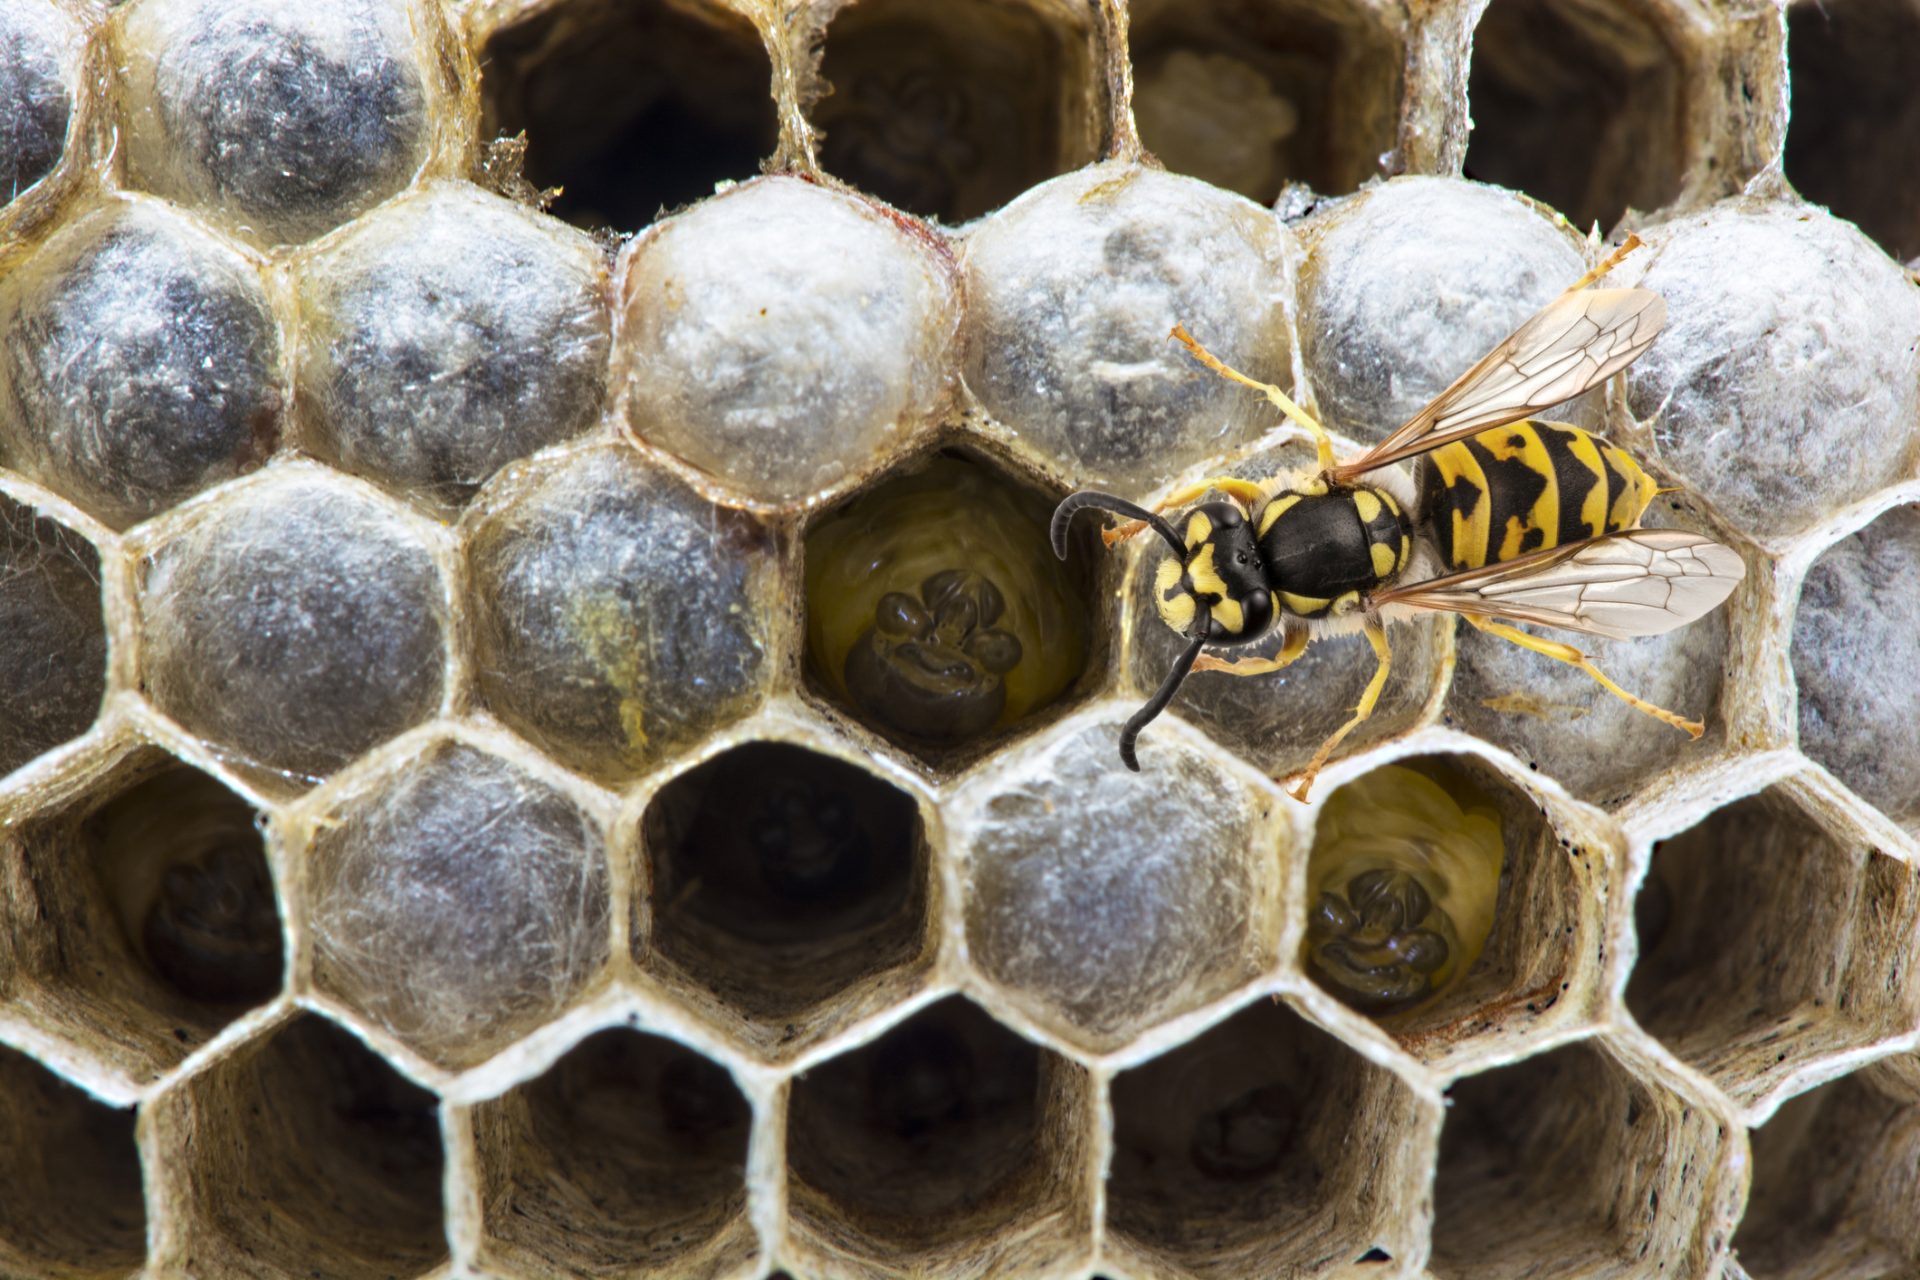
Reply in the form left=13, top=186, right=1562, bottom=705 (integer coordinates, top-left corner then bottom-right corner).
left=0, top=494, right=106, bottom=778
left=139, top=471, right=446, bottom=786
left=0, top=0, right=77, bottom=209
left=961, top=163, right=1292, bottom=489
left=0, top=200, right=282, bottom=527
left=619, top=177, right=958, bottom=505
left=117, top=0, right=432, bottom=245
left=308, top=741, right=610, bottom=1068
left=298, top=182, right=611, bottom=507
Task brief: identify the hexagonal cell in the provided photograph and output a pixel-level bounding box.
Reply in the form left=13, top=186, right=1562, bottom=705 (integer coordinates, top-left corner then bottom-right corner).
left=0, top=199, right=282, bottom=528
left=1792, top=505, right=1920, bottom=827
left=812, top=0, right=1099, bottom=223
left=308, top=740, right=610, bottom=1072
left=1105, top=999, right=1433, bottom=1278
left=0, top=1045, right=143, bottom=1278
left=1447, top=500, right=1734, bottom=806
left=1627, top=789, right=1920, bottom=1114
left=1129, top=0, right=1402, bottom=202
left=480, top=0, right=777, bottom=232
left=115, top=0, right=437, bottom=246
left=1465, top=0, right=1687, bottom=232
left=467, top=444, right=775, bottom=785
left=0, top=0, right=81, bottom=212
left=786, top=996, right=1091, bottom=1276
left=139, top=470, right=447, bottom=792
left=804, top=453, right=1094, bottom=760
left=1621, top=199, right=1920, bottom=546
left=951, top=714, right=1282, bottom=1054
left=1785, top=0, right=1920, bottom=263
left=1296, top=177, right=1599, bottom=448
left=0, top=491, right=106, bottom=779
left=961, top=163, right=1292, bottom=491
left=294, top=181, right=611, bottom=511
left=1304, top=757, right=1607, bottom=1072
left=617, top=177, right=959, bottom=506
left=472, top=1027, right=754, bottom=1280
left=1736, top=1059, right=1920, bottom=1276
left=0, top=751, right=282, bottom=1085
left=1432, top=1040, right=1733, bottom=1278
left=639, top=742, right=928, bottom=1059
left=158, top=1014, right=445, bottom=1279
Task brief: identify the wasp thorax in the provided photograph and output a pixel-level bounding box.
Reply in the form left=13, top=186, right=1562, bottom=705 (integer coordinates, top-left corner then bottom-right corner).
left=846, top=569, right=1025, bottom=742
left=1153, top=500, right=1274, bottom=642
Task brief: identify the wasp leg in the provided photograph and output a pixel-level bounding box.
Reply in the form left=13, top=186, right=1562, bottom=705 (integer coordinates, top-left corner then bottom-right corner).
left=1564, top=232, right=1643, bottom=293
left=1170, top=325, right=1337, bottom=474
left=1194, top=621, right=1310, bottom=676
left=1102, top=519, right=1150, bottom=547
left=1462, top=613, right=1703, bottom=738
left=1288, top=617, right=1392, bottom=802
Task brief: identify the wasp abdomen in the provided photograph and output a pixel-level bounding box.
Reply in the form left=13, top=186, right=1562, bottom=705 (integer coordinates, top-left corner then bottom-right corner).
left=1257, top=486, right=1411, bottom=617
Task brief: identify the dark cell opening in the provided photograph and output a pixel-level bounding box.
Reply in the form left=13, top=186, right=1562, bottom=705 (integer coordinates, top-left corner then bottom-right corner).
left=1785, top=0, right=1920, bottom=262
left=0, top=1048, right=144, bottom=1275
left=481, top=0, right=778, bottom=232
left=814, top=0, right=1098, bottom=222
left=1465, top=0, right=1686, bottom=231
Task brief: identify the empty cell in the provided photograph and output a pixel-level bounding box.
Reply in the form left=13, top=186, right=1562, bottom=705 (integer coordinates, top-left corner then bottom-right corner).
left=0, top=200, right=282, bottom=528
left=1433, top=1041, right=1729, bottom=1278
left=474, top=1029, right=753, bottom=1278
left=814, top=0, right=1098, bottom=223
left=1792, top=506, right=1920, bottom=826
left=0, top=1046, right=144, bottom=1278
left=953, top=715, right=1277, bottom=1052
left=1622, top=200, right=1920, bottom=545
left=0, top=753, right=281, bottom=1085
left=468, top=446, right=773, bottom=784
left=1130, top=0, right=1402, bottom=202
left=1786, top=0, right=1920, bottom=263
left=787, top=997, right=1085, bottom=1265
left=619, top=178, right=959, bottom=506
left=1107, top=1000, right=1428, bottom=1278
left=140, top=472, right=446, bottom=790
left=1627, top=791, right=1920, bottom=1113
left=482, top=0, right=776, bottom=232
left=961, top=163, right=1292, bottom=490
left=0, top=0, right=78, bottom=209
left=0, top=493, right=106, bottom=778
left=805, top=455, right=1092, bottom=756
left=640, top=743, right=926, bottom=1048
left=1298, top=176, right=1599, bottom=447
left=116, top=0, right=434, bottom=245
left=1466, top=0, right=1687, bottom=233
left=296, top=182, right=611, bottom=510
left=1737, top=1061, right=1920, bottom=1277
left=166, top=1016, right=445, bottom=1279
left=308, top=741, right=610, bottom=1071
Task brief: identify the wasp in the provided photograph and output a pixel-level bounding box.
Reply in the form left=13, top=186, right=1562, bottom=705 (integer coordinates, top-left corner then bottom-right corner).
left=1053, top=236, right=1745, bottom=800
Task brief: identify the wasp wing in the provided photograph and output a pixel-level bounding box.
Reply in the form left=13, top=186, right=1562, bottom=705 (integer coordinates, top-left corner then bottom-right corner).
left=1331, top=287, right=1665, bottom=483
left=1372, top=530, right=1743, bottom=640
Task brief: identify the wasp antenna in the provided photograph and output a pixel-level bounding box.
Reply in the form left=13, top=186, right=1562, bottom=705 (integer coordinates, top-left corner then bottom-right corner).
left=1119, top=629, right=1207, bottom=771
left=1051, top=491, right=1183, bottom=560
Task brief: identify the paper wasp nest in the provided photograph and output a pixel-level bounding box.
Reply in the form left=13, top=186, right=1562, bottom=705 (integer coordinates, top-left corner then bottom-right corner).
left=1, top=0, right=1917, bottom=1277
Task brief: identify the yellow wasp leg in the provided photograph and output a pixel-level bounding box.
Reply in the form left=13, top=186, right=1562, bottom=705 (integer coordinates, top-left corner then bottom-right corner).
left=1171, top=325, right=1337, bottom=473
left=1564, top=233, right=1643, bottom=293
left=1288, top=617, right=1392, bottom=802
left=1193, top=623, right=1311, bottom=676
left=1101, top=475, right=1270, bottom=546
left=1462, top=614, right=1703, bottom=738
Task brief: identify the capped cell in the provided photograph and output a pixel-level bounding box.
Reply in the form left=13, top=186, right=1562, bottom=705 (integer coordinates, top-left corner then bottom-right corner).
left=115, top=0, right=437, bottom=246
left=951, top=712, right=1282, bottom=1053
left=467, top=444, right=775, bottom=785
left=471, top=1028, right=755, bottom=1279
left=138, top=470, right=446, bottom=791
left=619, top=176, right=959, bottom=506
left=961, top=163, right=1293, bottom=490
left=295, top=181, right=611, bottom=510
left=0, top=0, right=81, bottom=211
left=0, top=199, right=282, bottom=528
left=0, top=491, right=106, bottom=779
left=0, top=1046, right=144, bottom=1278
left=307, top=740, right=611, bottom=1072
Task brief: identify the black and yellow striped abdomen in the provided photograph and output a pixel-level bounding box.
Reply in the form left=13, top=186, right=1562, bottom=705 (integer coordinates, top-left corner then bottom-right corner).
left=1420, top=420, right=1659, bottom=571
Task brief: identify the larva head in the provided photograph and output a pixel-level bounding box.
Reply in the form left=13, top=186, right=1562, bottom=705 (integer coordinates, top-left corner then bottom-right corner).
left=1151, top=501, right=1275, bottom=646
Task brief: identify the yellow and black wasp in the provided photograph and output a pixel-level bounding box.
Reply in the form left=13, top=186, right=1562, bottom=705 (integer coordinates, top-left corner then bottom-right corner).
left=1053, top=236, right=1745, bottom=800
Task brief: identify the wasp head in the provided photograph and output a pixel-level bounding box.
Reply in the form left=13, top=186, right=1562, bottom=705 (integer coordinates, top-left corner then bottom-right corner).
left=1152, top=500, right=1274, bottom=645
